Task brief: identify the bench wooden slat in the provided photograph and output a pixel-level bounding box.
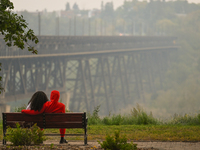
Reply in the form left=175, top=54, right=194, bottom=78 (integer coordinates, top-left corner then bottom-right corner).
left=45, top=113, right=84, bottom=115
left=45, top=124, right=83, bottom=128
left=5, top=114, right=43, bottom=122
left=45, top=113, right=83, bottom=122
left=44, top=134, right=85, bottom=136
left=45, top=122, right=83, bottom=128
left=6, top=122, right=83, bottom=128
left=6, top=116, right=83, bottom=122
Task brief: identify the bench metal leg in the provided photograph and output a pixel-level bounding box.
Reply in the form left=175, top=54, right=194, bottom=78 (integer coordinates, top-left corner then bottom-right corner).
left=84, top=134, right=87, bottom=145
left=2, top=113, right=7, bottom=145
left=3, top=139, right=6, bottom=145
left=3, top=128, right=6, bottom=145
left=84, top=118, right=88, bottom=145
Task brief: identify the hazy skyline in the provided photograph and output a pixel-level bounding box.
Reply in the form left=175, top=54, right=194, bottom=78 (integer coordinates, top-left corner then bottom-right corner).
left=11, top=0, right=124, bottom=12
left=11, top=0, right=200, bottom=12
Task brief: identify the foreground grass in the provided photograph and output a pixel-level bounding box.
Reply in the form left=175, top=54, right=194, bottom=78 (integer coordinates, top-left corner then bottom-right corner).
left=88, top=125, right=200, bottom=141
left=41, top=125, right=200, bottom=142
left=0, top=122, right=200, bottom=142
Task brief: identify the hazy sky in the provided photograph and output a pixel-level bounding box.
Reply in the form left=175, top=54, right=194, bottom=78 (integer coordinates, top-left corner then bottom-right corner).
left=11, top=0, right=200, bottom=12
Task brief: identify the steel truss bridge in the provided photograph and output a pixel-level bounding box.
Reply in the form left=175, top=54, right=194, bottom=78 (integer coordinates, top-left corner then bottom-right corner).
left=0, top=36, right=178, bottom=114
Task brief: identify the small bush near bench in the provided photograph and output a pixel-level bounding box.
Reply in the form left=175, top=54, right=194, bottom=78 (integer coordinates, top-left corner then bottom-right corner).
left=98, top=131, right=137, bottom=150
left=5, top=123, right=46, bottom=146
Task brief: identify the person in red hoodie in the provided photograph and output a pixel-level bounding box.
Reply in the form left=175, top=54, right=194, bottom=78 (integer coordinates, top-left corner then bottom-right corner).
left=21, top=90, right=67, bottom=144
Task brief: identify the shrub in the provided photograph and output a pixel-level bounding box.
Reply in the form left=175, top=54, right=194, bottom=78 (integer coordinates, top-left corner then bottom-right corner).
left=167, top=113, right=200, bottom=125
left=198, top=114, right=200, bottom=124
left=14, top=104, right=27, bottom=112
left=89, top=103, right=159, bottom=125
left=102, top=114, right=124, bottom=125
left=136, top=111, right=157, bottom=125
left=66, top=109, right=71, bottom=112
left=102, top=116, right=112, bottom=125
left=111, top=115, right=123, bottom=125
left=88, top=105, right=102, bottom=125
left=5, top=123, right=46, bottom=146
left=98, top=131, right=137, bottom=150
left=131, top=104, right=159, bottom=125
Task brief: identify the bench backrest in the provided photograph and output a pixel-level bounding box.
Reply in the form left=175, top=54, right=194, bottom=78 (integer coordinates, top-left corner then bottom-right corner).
left=2, top=112, right=87, bottom=129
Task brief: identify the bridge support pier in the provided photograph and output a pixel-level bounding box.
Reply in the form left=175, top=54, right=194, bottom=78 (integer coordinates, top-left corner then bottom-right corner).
left=0, top=103, right=10, bottom=115
left=60, top=92, right=71, bottom=111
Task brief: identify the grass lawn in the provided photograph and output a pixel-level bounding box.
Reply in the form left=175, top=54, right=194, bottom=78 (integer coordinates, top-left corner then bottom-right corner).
left=29, top=125, right=200, bottom=142
left=87, top=125, right=200, bottom=141
left=0, top=122, right=200, bottom=142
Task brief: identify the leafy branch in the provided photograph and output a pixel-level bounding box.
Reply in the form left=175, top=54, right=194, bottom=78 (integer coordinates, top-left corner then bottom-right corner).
left=0, top=0, right=39, bottom=54
left=0, top=0, right=39, bottom=93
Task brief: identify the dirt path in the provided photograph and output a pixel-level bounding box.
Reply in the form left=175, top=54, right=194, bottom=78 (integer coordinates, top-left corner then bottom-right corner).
left=1, top=140, right=200, bottom=150
left=0, top=140, right=158, bottom=150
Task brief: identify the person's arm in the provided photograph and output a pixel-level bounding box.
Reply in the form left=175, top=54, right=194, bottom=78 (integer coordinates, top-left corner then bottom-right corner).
left=21, top=109, right=42, bottom=115
left=21, top=104, right=46, bottom=115
left=26, top=103, right=31, bottom=110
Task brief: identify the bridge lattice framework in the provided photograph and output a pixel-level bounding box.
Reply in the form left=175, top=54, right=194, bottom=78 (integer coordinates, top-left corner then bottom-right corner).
left=0, top=36, right=177, bottom=114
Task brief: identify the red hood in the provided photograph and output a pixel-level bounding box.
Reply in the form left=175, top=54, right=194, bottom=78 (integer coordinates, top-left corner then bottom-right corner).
left=50, top=90, right=60, bottom=102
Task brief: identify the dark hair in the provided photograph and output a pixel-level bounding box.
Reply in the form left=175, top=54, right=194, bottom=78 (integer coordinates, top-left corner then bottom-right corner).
left=28, top=91, right=49, bottom=111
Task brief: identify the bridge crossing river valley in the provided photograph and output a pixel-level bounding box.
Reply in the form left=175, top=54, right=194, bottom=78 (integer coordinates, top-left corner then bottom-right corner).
left=0, top=35, right=178, bottom=114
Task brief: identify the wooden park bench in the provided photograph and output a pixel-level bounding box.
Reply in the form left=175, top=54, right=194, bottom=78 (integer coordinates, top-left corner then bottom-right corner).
left=2, top=112, right=87, bottom=145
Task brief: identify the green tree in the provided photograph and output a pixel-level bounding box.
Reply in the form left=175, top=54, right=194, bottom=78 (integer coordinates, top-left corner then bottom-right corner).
left=156, top=19, right=177, bottom=35
left=0, top=0, right=38, bottom=53
left=0, top=0, right=38, bottom=93
left=65, top=2, right=70, bottom=11
left=103, top=2, right=114, bottom=19
left=73, top=2, right=79, bottom=11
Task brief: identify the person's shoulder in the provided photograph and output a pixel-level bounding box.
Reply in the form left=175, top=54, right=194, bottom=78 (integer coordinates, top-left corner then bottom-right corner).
left=43, top=101, right=51, bottom=106
left=57, top=102, right=65, bottom=107
left=59, top=102, right=65, bottom=106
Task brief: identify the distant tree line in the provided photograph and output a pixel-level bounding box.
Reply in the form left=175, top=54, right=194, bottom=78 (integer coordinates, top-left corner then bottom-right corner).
left=16, top=0, right=200, bottom=36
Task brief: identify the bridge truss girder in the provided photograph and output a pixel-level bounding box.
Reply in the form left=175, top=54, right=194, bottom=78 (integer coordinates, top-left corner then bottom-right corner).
left=0, top=48, right=173, bottom=114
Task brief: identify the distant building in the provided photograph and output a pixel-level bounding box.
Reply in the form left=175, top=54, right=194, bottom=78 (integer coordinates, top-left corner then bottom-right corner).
left=176, top=13, right=186, bottom=17
left=16, top=10, right=48, bottom=17
left=88, top=9, right=101, bottom=18
left=60, top=10, right=75, bottom=18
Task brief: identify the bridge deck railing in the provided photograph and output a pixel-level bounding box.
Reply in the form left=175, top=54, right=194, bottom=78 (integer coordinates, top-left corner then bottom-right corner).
left=0, top=36, right=177, bottom=57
